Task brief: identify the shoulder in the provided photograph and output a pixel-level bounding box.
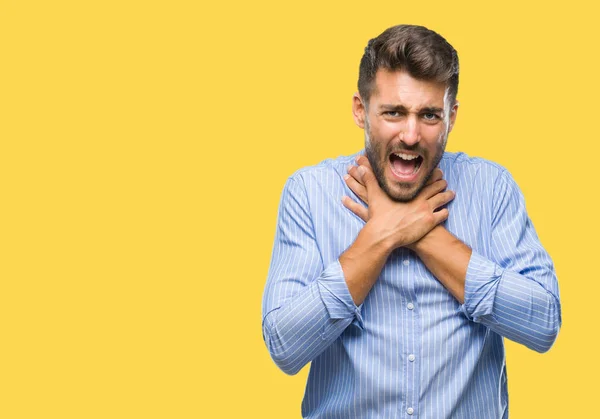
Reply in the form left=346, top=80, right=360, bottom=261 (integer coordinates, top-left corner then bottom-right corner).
left=441, top=151, right=508, bottom=179
left=287, top=150, right=363, bottom=189
left=440, top=151, right=519, bottom=190
left=441, top=152, right=524, bottom=213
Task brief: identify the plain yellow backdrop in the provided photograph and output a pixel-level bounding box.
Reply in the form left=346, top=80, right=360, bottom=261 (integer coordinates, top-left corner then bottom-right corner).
left=1, top=0, right=598, bottom=417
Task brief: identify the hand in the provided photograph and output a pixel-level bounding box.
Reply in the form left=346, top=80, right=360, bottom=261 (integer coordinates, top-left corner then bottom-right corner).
left=343, top=155, right=444, bottom=221
left=342, top=155, right=454, bottom=250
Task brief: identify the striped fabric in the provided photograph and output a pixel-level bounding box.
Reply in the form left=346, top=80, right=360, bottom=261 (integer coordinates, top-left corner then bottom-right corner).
left=262, top=150, right=561, bottom=419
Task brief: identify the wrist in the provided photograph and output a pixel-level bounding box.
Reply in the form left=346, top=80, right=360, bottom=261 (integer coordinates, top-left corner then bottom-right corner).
left=409, top=225, right=446, bottom=254
left=361, top=221, right=397, bottom=256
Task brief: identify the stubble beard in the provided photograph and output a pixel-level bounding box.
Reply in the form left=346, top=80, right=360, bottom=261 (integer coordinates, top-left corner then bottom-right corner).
left=364, top=119, right=446, bottom=203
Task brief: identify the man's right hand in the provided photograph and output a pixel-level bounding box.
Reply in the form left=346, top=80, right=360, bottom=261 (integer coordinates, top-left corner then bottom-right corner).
left=339, top=157, right=455, bottom=305
left=343, top=158, right=454, bottom=251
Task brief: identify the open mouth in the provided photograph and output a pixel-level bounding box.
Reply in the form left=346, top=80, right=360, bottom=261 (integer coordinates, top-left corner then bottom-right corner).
left=389, top=152, right=423, bottom=179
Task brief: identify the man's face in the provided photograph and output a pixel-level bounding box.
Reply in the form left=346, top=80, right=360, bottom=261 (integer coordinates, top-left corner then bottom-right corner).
left=353, top=69, right=458, bottom=202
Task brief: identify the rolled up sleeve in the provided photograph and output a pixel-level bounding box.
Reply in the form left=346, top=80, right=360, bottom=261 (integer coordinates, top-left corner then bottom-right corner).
left=459, top=171, right=562, bottom=353
left=262, top=177, right=363, bottom=375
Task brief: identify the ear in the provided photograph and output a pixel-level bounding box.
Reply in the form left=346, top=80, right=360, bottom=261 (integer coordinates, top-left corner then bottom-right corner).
left=448, top=101, right=459, bottom=133
left=352, top=93, right=366, bottom=129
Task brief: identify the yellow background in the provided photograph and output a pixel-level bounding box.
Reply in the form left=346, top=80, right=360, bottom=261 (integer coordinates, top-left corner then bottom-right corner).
left=1, top=0, right=597, bottom=417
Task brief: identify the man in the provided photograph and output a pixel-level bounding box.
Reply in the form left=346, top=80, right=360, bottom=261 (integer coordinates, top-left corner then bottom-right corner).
left=262, top=24, right=561, bottom=418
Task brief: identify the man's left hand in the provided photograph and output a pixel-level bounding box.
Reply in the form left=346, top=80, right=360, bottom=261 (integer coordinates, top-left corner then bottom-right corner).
left=343, top=155, right=444, bottom=223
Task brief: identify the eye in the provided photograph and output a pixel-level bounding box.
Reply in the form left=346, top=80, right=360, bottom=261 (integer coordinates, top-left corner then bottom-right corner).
left=422, top=112, right=441, bottom=123
left=383, top=111, right=400, bottom=117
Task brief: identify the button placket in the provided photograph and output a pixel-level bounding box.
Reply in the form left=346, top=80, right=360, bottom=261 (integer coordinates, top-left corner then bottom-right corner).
left=403, top=252, right=418, bottom=418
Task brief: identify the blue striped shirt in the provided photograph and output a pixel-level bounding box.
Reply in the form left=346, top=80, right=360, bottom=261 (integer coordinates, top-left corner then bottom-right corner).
left=262, top=150, right=561, bottom=418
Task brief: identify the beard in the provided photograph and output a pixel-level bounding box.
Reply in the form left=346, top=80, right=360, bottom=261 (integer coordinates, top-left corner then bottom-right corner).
left=364, top=119, right=446, bottom=202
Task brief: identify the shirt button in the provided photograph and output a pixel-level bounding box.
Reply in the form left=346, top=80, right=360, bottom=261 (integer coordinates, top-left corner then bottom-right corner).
left=407, top=303, right=414, bottom=310
left=407, top=407, right=414, bottom=415
left=403, top=259, right=410, bottom=266
left=408, top=354, right=416, bottom=362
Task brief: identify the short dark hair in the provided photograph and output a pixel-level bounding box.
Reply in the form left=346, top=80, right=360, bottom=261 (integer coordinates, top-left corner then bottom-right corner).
left=358, top=25, right=459, bottom=107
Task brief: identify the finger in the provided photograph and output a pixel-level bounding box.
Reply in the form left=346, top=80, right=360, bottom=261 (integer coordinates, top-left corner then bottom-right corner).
left=420, top=178, right=448, bottom=200
left=428, top=190, right=456, bottom=210
left=355, top=155, right=373, bottom=171
left=432, top=207, right=450, bottom=225
left=357, top=165, right=384, bottom=200
left=342, top=196, right=369, bottom=222
left=344, top=174, right=368, bottom=203
left=425, top=168, right=443, bottom=186
left=347, top=165, right=365, bottom=187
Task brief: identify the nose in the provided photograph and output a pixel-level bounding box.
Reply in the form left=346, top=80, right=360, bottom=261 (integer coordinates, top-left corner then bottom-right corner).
left=400, top=115, right=421, bottom=146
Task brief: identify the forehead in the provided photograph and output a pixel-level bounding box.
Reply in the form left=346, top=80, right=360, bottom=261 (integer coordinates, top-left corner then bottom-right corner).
left=370, top=69, right=447, bottom=108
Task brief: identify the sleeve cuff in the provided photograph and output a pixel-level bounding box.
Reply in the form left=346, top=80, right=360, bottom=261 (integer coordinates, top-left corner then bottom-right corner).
left=317, top=260, right=365, bottom=330
left=458, top=250, right=503, bottom=323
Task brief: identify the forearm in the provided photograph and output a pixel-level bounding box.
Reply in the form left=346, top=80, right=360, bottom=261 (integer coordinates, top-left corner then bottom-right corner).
left=264, top=225, right=394, bottom=374
left=263, top=262, right=364, bottom=375
left=411, top=225, right=470, bottom=304
left=414, top=227, right=560, bottom=352
left=462, top=251, right=561, bottom=352
left=339, top=223, right=394, bottom=305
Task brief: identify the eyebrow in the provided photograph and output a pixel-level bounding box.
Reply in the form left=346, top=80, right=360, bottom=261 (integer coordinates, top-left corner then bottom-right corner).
left=379, top=104, right=444, bottom=114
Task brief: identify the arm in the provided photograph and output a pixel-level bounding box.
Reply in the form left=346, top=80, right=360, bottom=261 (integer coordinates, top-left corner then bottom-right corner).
left=263, top=169, right=454, bottom=375
left=413, top=219, right=561, bottom=353
left=410, top=226, right=470, bottom=304
left=341, top=165, right=454, bottom=305
left=452, top=171, right=561, bottom=353
left=344, top=158, right=562, bottom=353
left=262, top=176, right=365, bottom=375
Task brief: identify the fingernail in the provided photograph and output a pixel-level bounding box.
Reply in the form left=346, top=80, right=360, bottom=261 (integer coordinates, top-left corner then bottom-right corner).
left=355, top=155, right=360, bottom=162
left=358, top=166, right=366, bottom=175
left=344, top=174, right=350, bottom=180
left=347, top=165, right=354, bottom=172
